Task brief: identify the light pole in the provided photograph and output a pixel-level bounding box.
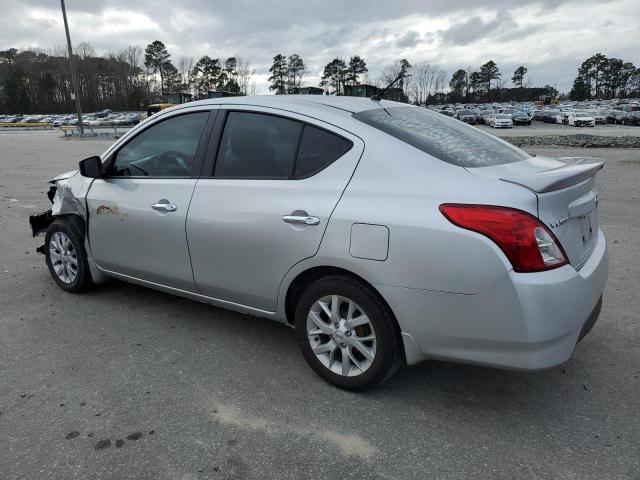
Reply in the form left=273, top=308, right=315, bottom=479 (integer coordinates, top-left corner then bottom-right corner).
left=60, top=0, right=84, bottom=134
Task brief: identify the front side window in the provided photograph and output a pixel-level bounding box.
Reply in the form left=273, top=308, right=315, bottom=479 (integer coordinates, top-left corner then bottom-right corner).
left=214, top=112, right=303, bottom=178
left=112, top=112, right=209, bottom=177
left=353, top=107, right=529, bottom=168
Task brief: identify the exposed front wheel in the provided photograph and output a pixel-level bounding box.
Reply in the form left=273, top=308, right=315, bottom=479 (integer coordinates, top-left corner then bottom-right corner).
left=295, top=275, right=404, bottom=391
left=45, top=219, right=93, bottom=293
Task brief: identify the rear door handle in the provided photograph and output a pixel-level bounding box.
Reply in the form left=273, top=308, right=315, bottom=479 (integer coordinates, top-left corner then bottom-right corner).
left=151, top=200, right=177, bottom=212
left=282, top=214, right=320, bottom=226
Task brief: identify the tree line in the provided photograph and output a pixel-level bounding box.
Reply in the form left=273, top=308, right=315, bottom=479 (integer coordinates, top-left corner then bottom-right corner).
left=266, top=55, right=558, bottom=104
left=569, top=53, right=639, bottom=101
left=2, top=41, right=639, bottom=114
left=0, top=40, right=256, bottom=114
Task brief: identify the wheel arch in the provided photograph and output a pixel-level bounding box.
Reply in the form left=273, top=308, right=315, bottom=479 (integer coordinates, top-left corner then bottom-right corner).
left=54, top=212, right=86, bottom=235
left=283, top=265, right=398, bottom=333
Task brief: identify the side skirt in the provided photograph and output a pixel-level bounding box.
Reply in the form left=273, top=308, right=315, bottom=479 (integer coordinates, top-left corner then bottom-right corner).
left=94, top=265, right=285, bottom=323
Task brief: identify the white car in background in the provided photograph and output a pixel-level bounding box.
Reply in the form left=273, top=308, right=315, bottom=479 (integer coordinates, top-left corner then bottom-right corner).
left=480, top=110, right=494, bottom=124
left=488, top=114, right=513, bottom=128
left=567, top=112, right=596, bottom=127
left=552, top=111, right=569, bottom=124
left=585, top=110, right=606, bottom=125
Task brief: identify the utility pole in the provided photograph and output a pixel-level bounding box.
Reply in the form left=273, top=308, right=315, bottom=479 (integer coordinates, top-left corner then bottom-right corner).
left=60, top=0, right=83, bottom=134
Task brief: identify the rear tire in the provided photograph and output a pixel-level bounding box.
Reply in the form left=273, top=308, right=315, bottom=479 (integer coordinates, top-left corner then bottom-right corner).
left=45, top=218, right=93, bottom=293
left=295, top=275, right=404, bottom=391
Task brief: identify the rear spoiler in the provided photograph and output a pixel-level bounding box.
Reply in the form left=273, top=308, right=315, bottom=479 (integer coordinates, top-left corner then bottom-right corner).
left=467, top=157, right=604, bottom=194
left=500, top=157, right=604, bottom=193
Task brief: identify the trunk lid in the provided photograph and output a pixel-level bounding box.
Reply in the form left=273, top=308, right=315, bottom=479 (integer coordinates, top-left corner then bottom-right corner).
left=467, top=156, right=604, bottom=269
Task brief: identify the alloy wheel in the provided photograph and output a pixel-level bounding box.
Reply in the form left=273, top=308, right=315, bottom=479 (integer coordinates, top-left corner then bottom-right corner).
left=306, top=295, right=377, bottom=377
left=49, top=231, right=78, bottom=284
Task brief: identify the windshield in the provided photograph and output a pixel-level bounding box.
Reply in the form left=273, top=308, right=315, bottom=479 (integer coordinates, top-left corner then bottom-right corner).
left=353, top=107, right=529, bottom=168
left=575, top=113, right=589, bottom=117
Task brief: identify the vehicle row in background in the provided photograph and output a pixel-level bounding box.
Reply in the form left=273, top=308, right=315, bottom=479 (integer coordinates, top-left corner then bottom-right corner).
left=435, top=98, right=640, bottom=128
left=0, top=111, right=145, bottom=127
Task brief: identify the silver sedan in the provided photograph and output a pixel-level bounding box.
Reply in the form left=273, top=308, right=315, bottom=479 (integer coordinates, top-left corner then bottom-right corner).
left=30, top=96, right=608, bottom=390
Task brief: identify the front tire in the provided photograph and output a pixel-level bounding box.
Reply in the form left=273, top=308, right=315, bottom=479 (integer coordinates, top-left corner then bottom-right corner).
left=45, top=219, right=93, bottom=293
left=295, top=275, right=404, bottom=391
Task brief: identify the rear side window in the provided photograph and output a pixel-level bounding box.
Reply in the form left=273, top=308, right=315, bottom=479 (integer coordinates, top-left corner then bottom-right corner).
left=215, top=112, right=302, bottom=178
left=294, top=125, right=353, bottom=177
left=214, top=111, right=352, bottom=179
left=353, top=107, right=529, bottom=168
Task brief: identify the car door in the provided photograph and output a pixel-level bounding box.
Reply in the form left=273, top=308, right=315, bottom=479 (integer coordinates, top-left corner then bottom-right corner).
left=186, top=107, right=364, bottom=311
left=87, top=108, right=215, bottom=291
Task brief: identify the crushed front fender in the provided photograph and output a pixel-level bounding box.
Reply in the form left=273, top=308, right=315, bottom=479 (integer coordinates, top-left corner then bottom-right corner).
left=28, top=169, right=93, bottom=238
left=29, top=209, right=54, bottom=237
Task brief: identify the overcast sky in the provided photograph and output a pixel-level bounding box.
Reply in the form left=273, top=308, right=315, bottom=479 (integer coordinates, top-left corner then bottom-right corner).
left=1, top=0, right=638, bottom=94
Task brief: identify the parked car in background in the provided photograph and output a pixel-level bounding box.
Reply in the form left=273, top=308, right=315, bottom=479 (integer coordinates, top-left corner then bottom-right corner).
left=585, top=110, right=607, bottom=125
left=29, top=96, right=608, bottom=390
left=456, top=109, right=477, bottom=124
left=538, top=111, right=557, bottom=123
left=488, top=113, right=513, bottom=128
left=480, top=110, right=494, bottom=124
left=512, top=111, right=532, bottom=126
left=553, top=111, right=568, bottom=124
left=567, top=112, right=595, bottom=127
left=606, top=110, right=626, bottom=124
left=620, top=111, right=640, bottom=126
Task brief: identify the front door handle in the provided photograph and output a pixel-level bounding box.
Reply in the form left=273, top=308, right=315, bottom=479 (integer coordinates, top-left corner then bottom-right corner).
left=282, top=214, right=320, bottom=226
left=151, top=200, right=177, bottom=212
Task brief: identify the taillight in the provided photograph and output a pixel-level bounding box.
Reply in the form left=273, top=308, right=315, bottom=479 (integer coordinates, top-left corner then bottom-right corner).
left=439, top=204, right=568, bottom=273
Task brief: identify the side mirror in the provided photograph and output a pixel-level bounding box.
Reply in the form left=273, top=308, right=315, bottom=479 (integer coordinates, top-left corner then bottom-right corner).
left=79, top=156, right=103, bottom=178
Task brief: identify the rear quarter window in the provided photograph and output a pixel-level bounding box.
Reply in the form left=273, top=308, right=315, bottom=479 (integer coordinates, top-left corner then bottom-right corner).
left=353, top=107, right=529, bottom=168
left=294, top=125, right=353, bottom=178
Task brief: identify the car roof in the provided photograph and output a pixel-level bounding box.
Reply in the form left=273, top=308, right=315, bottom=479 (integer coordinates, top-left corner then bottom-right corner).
left=184, top=94, right=406, bottom=115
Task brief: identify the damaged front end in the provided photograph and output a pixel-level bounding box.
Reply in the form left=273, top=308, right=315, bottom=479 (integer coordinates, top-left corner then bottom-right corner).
left=29, top=169, right=93, bottom=243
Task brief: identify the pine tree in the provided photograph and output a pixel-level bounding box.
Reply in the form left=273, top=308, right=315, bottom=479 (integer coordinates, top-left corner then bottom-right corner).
left=268, top=54, right=288, bottom=94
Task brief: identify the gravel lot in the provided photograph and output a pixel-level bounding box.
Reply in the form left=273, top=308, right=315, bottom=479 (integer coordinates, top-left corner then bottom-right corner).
left=1, top=131, right=639, bottom=480
left=477, top=122, right=640, bottom=137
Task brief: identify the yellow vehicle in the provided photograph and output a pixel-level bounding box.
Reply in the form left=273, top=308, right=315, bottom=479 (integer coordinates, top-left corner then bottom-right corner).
left=147, top=92, right=193, bottom=117
left=146, top=103, right=176, bottom=116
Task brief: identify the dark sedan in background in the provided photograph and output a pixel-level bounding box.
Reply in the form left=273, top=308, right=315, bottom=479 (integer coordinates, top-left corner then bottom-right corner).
left=606, top=110, right=627, bottom=124
left=512, top=111, right=532, bottom=126
left=621, top=111, right=640, bottom=125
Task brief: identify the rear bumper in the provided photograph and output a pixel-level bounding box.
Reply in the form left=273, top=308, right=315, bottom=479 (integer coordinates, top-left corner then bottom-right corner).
left=380, top=229, right=609, bottom=369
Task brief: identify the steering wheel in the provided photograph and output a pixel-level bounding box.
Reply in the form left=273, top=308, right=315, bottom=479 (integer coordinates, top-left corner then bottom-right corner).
left=155, top=150, right=192, bottom=175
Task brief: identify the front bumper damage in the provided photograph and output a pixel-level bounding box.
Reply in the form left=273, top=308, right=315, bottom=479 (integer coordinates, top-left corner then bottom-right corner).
left=28, top=169, right=93, bottom=250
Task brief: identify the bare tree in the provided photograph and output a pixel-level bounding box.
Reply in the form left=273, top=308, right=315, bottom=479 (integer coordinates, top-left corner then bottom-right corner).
left=75, top=42, right=95, bottom=60
left=380, top=59, right=412, bottom=100
left=177, top=55, right=194, bottom=89
left=409, top=62, right=435, bottom=105
left=236, top=57, right=255, bottom=95
left=433, top=69, right=447, bottom=97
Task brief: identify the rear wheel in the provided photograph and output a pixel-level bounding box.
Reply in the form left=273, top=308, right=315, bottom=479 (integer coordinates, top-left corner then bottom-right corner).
left=295, top=275, right=404, bottom=391
left=45, top=219, right=93, bottom=293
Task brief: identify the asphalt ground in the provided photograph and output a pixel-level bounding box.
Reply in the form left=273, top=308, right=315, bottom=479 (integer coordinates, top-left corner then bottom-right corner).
left=1, top=130, right=638, bottom=479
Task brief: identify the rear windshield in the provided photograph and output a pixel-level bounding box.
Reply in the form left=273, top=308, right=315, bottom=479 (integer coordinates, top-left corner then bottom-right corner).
left=353, top=107, right=529, bottom=168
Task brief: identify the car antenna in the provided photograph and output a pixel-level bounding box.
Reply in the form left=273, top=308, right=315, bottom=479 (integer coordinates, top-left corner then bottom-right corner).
left=371, top=72, right=410, bottom=101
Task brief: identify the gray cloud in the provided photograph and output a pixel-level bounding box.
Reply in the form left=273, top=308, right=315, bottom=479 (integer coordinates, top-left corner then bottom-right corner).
left=0, top=0, right=637, bottom=93
left=438, top=12, right=538, bottom=46
left=396, top=31, right=422, bottom=48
